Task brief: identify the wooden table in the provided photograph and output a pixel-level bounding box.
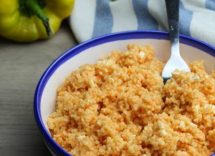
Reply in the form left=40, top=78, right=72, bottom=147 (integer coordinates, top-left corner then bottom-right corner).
left=0, top=25, right=77, bottom=156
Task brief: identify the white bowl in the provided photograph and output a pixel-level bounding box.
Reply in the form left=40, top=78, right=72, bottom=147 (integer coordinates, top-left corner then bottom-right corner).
left=34, top=31, right=215, bottom=156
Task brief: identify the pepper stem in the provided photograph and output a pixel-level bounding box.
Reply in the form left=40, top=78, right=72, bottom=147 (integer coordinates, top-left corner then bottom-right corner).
left=23, top=0, right=51, bottom=36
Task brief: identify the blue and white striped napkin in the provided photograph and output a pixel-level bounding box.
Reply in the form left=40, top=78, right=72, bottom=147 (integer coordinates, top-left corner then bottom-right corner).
left=70, top=0, right=215, bottom=47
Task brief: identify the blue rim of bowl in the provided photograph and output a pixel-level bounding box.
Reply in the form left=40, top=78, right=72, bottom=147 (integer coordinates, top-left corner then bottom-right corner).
left=34, top=30, right=215, bottom=156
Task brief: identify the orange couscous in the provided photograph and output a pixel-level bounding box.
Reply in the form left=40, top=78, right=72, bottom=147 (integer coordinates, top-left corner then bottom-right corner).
left=47, top=45, right=215, bottom=156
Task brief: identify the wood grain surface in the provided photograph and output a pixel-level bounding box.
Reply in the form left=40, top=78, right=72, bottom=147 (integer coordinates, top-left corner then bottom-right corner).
left=0, top=25, right=77, bottom=156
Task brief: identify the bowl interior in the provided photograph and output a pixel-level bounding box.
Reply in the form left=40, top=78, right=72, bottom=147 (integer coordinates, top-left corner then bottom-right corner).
left=40, top=38, right=215, bottom=133
left=41, top=39, right=171, bottom=130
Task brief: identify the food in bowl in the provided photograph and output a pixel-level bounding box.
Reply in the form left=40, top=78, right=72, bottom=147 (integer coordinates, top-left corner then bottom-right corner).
left=47, top=44, right=215, bottom=156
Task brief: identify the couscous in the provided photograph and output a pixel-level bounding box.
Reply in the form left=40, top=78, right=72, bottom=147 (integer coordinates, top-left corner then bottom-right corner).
left=47, top=45, right=215, bottom=156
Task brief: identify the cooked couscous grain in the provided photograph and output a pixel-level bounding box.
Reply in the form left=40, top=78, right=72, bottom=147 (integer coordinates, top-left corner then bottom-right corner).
left=47, top=45, right=215, bottom=156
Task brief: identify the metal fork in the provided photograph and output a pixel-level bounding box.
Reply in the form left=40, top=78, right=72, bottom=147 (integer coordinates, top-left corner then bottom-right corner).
left=162, top=0, right=190, bottom=82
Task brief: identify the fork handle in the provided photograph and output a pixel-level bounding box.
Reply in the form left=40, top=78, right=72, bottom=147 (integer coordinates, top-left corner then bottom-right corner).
left=165, top=0, right=180, bottom=44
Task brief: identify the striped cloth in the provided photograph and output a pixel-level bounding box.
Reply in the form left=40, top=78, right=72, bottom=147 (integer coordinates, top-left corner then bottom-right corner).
left=70, top=0, right=215, bottom=47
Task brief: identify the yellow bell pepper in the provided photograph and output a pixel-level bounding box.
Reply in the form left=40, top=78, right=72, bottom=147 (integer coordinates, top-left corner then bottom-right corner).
left=0, top=0, right=74, bottom=42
